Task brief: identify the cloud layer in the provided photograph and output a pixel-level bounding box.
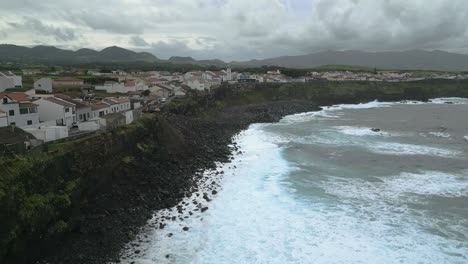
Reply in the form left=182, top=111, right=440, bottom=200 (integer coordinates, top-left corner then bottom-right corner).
left=0, top=0, right=467, bottom=60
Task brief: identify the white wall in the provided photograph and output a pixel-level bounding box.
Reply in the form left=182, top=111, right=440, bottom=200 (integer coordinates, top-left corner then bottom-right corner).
left=0, top=113, right=8, bottom=127
left=92, top=107, right=110, bottom=118
left=95, top=83, right=142, bottom=93
left=22, top=120, right=56, bottom=129
left=0, top=99, right=39, bottom=127
left=77, top=107, right=92, bottom=122
left=12, top=75, right=22, bottom=87
left=124, top=110, right=133, bottom=125
left=78, top=121, right=100, bottom=131
left=36, top=99, right=75, bottom=128
left=0, top=77, right=14, bottom=92
left=24, top=126, right=69, bottom=142
left=34, top=78, right=53, bottom=93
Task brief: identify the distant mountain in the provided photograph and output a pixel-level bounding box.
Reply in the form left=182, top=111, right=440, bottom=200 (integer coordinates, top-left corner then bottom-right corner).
left=168, top=56, right=226, bottom=67
left=1, top=44, right=468, bottom=71
left=232, top=50, right=468, bottom=71
left=168, top=56, right=197, bottom=63
left=0, top=44, right=159, bottom=64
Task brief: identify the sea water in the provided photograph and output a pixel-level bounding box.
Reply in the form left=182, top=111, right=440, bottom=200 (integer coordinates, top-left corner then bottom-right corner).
left=121, top=98, right=468, bottom=264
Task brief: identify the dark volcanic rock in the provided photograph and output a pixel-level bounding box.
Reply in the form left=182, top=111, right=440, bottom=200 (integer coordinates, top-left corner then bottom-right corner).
left=37, top=100, right=319, bottom=264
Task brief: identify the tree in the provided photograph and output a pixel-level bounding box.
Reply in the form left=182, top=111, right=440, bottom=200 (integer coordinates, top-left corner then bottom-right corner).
left=142, top=90, right=150, bottom=96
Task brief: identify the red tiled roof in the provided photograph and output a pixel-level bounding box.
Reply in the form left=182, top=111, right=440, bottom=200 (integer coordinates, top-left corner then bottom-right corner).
left=54, top=94, right=90, bottom=109
left=124, top=82, right=136, bottom=87
left=0, top=92, right=30, bottom=102
left=90, top=102, right=109, bottom=110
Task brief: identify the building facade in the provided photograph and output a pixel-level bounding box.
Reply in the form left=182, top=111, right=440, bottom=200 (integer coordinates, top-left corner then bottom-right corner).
left=0, top=93, right=39, bottom=127
left=34, top=78, right=53, bottom=93
left=36, top=97, right=77, bottom=128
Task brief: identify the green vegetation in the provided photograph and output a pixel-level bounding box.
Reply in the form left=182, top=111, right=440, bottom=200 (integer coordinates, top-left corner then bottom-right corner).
left=0, top=115, right=162, bottom=263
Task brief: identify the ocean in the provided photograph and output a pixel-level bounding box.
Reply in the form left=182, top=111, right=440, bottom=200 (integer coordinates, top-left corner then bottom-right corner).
left=121, top=98, right=468, bottom=264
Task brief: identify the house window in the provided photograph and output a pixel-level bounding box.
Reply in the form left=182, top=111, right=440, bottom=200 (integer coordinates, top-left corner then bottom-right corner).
left=2, top=98, right=7, bottom=103
left=65, top=108, right=70, bottom=113
left=87, top=113, right=90, bottom=118
left=20, top=108, right=28, bottom=114
left=10, top=122, right=16, bottom=126
left=27, top=120, right=32, bottom=125
left=72, top=108, right=76, bottom=114
left=99, top=111, right=104, bottom=117
left=79, top=114, right=83, bottom=120
left=9, top=110, right=14, bottom=116
left=29, top=107, right=37, bottom=113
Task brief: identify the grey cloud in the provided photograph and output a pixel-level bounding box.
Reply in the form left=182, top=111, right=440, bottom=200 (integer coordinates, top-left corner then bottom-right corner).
left=129, top=36, right=150, bottom=47
left=10, top=17, right=78, bottom=41
left=0, top=0, right=468, bottom=60
left=67, top=11, right=146, bottom=34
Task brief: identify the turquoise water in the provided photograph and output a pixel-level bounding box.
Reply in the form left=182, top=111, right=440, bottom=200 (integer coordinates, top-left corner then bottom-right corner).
left=120, top=98, right=468, bottom=264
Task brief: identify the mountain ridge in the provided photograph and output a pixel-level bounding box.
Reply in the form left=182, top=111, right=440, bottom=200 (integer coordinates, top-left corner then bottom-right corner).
left=0, top=44, right=159, bottom=64
left=1, top=44, right=468, bottom=71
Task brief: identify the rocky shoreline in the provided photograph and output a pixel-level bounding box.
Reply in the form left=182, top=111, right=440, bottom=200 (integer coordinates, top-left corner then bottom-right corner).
left=37, top=100, right=320, bottom=264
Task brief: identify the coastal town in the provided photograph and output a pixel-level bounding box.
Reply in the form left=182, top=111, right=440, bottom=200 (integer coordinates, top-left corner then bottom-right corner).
left=1, top=66, right=467, bottom=152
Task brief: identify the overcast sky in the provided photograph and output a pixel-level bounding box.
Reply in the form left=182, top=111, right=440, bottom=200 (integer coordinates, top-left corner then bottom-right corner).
left=1, top=0, right=467, bottom=61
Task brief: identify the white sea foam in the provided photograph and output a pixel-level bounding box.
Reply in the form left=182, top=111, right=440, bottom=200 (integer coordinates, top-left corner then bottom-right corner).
left=429, top=97, right=468, bottom=104
left=324, top=171, right=468, bottom=200
left=366, top=142, right=462, bottom=157
left=281, top=100, right=392, bottom=124
left=428, top=132, right=451, bottom=138
left=120, top=125, right=468, bottom=264
left=335, top=126, right=394, bottom=137
left=120, top=101, right=468, bottom=264
left=287, top=130, right=461, bottom=158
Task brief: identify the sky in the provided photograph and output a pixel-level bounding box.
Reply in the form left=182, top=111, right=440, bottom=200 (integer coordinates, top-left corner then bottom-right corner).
left=1, top=0, right=468, bottom=61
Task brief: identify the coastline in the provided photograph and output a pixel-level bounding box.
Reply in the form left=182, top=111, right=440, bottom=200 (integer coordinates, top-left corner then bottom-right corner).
left=37, top=100, right=320, bottom=264
left=3, top=80, right=467, bottom=264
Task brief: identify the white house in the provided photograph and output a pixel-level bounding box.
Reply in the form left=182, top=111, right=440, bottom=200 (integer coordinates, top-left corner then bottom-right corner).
left=95, top=81, right=125, bottom=93
left=103, top=98, right=131, bottom=113
left=22, top=69, right=42, bottom=75
left=0, top=109, right=8, bottom=127
left=95, top=81, right=147, bottom=94
left=54, top=94, right=92, bottom=123
left=0, top=71, right=22, bottom=88
left=90, top=102, right=111, bottom=118
left=0, top=76, right=14, bottom=92
left=34, top=78, right=53, bottom=93
left=150, top=85, right=172, bottom=98
left=53, top=77, right=84, bottom=86
left=0, top=92, right=39, bottom=127
left=174, top=90, right=187, bottom=98
left=186, top=79, right=209, bottom=90
left=35, top=97, right=77, bottom=128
